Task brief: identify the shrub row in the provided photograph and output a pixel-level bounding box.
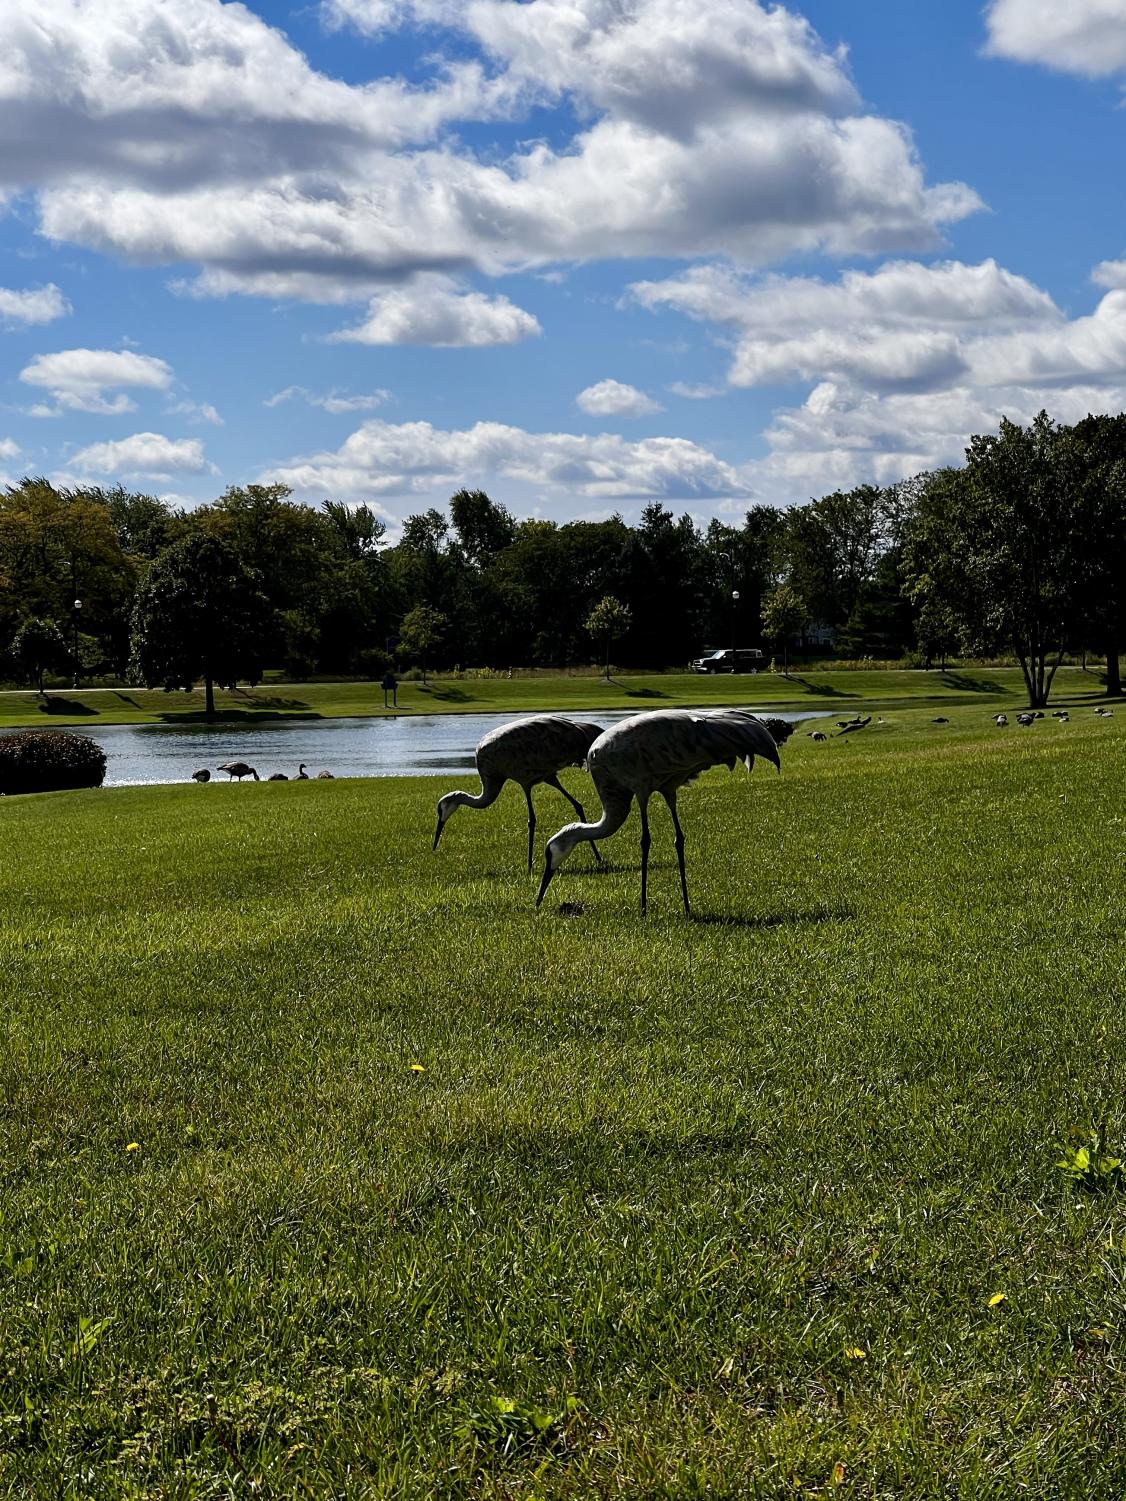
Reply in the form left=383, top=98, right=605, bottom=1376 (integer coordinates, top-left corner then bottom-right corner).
left=0, top=731, right=106, bottom=796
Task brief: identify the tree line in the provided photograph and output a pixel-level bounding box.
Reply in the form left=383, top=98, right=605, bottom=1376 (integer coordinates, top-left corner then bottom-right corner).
left=1, top=409, right=1123, bottom=707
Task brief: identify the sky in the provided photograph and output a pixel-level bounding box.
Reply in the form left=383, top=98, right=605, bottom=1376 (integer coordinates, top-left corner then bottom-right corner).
left=4, top=0, right=1126, bottom=535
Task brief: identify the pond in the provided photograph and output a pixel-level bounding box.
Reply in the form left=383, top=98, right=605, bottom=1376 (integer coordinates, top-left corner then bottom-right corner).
left=47, top=709, right=830, bottom=787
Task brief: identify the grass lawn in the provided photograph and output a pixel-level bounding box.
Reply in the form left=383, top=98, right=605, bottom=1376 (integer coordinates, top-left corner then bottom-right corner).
left=0, top=664, right=1115, bottom=729
left=2, top=705, right=1125, bottom=1495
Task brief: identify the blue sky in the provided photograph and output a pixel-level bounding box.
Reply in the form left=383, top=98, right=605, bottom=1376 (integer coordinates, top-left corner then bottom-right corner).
left=4, top=0, right=1126, bottom=533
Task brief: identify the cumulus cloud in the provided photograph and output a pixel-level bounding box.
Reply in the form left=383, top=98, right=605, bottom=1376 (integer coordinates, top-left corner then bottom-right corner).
left=265, top=386, right=392, bottom=414
left=984, top=0, right=1126, bottom=78
left=0, top=437, right=19, bottom=460
left=632, top=255, right=1126, bottom=498
left=166, top=398, right=223, bottom=425
left=0, top=283, right=70, bottom=327
left=328, top=276, right=541, bottom=345
left=576, top=379, right=662, bottom=417
left=2, top=0, right=979, bottom=303
left=263, top=418, right=750, bottom=502
left=19, top=348, right=173, bottom=415
left=71, top=432, right=210, bottom=477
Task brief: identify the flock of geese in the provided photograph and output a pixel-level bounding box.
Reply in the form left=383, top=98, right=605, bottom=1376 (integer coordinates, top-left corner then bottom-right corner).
left=191, top=762, right=335, bottom=782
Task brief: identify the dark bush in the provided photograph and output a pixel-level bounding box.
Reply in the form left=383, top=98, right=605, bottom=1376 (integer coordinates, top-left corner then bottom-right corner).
left=759, top=715, right=796, bottom=747
left=0, top=731, right=107, bottom=795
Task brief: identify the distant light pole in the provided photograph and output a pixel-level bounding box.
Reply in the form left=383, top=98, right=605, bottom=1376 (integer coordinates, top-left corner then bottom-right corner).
left=731, top=588, right=740, bottom=653
left=72, top=597, right=82, bottom=689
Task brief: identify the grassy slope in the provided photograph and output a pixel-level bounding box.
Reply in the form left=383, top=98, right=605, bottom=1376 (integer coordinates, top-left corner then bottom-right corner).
left=2, top=706, right=1125, bottom=1496
left=0, top=664, right=1113, bottom=728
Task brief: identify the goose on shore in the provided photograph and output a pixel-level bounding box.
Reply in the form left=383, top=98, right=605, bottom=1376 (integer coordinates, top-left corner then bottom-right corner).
left=191, top=768, right=210, bottom=783
left=217, top=761, right=259, bottom=781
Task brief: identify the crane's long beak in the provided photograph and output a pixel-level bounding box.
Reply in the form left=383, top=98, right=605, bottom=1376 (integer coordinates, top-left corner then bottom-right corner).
left=535, top=860, right=555, bottom=908
left=432, top=814, right=444, bottom=850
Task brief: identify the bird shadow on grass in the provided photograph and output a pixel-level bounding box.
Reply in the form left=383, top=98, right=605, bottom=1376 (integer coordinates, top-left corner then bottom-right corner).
left=624, top=686, right=670, bottom=699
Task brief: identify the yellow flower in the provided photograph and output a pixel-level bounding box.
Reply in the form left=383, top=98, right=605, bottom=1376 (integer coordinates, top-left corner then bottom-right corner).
left=125, top=1142, right=140, bottom=1152
left=843, top=1345, right=866, bottom=1360
left=988, top=1292, right=1007, bottom=1308
left=833, top=1462, right=847, bottom=1484
left=409, top=1062, right=425, bottom=1073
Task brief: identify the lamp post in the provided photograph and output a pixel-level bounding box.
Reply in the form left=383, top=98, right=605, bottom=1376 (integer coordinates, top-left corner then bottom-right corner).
left=731, top=588, right=740, bottom=654
left=72, top=597, right=82, bottom=689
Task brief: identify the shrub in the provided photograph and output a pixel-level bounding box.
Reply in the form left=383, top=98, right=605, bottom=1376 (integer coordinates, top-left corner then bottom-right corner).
left=0, top=731, right=107, bottom=796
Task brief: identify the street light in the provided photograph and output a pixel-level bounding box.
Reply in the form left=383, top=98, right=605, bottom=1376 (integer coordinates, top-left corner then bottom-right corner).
left=731, top=588, right=740, bottom=654
left=72, top=597, right=82, bottom=689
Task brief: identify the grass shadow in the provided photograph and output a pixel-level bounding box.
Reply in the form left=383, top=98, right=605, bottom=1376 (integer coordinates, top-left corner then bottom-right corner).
left=154, top=709, right=324, bottom=724
left=426, top=686, right=479, bottom=703
left=625, top=686, right=670, bottom=699
left=690, top=906, right=854, bottom=930
left=113, top=692, right=141, bottom=708
left=38, top=695, right=98, bottom=716
left=939, top=672, right=1004, bottom=694
left=784, top=676, right=861, bottom=698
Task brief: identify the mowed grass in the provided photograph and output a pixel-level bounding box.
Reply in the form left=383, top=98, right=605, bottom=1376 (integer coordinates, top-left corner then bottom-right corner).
left=0, top=664, right=1111, bottom=728
left=2, top=707, right=1125, bottom=1496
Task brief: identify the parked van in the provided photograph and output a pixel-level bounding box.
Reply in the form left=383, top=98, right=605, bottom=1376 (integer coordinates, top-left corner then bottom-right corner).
left=689, top=648, right=765, bottom=674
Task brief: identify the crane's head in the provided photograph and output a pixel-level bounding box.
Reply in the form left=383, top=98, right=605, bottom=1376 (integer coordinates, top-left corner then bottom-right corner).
left=433, top=792, right=460, bottom=849
left=536, top=824, right=586, bottom=907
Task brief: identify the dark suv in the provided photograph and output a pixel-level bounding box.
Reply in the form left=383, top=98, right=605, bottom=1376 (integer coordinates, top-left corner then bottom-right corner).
left=689, top=648, right=765, bottom=674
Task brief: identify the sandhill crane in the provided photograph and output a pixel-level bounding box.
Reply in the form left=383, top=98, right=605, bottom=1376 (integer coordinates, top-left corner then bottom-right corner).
left=536, top=709, right=780, bottom=917
left=435, top=715, right=605, bottom=872
left=191, top=768, right=210, bottom=783
left=217, top=761, right=259, bottom=781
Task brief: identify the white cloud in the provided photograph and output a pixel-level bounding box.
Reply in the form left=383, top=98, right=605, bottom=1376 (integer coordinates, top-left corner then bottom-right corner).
left=1092, top=258, right=1126, bottom=288
left=72, top=432, right=210, bottom=477
left=634, top=255, right=1126, bottom=498
left=3, top=0, right=978, bottom=302
left=166, top=398, right=223, bottom=425
left=0, top=437, right=19, bottom=460
left=668, top=381, right=726, bottom=399
left=19, top=348, right=173, bottom=415
left=0, top=283, right=70, bottom=327
left=576, top=379, right=662, bottom=417
left=984, top=0, right=1126, bottom=78
left=263, top=417, right=750, bottom=502
left=265, top=386, right=392, bottom=414
left=328, top=276, right=542, bottom=345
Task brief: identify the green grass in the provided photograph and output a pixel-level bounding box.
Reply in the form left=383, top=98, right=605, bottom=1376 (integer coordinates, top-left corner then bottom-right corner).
left=2, top=705, right=1125, bottom=1495
left=0, top=664, right=1114, bottom=728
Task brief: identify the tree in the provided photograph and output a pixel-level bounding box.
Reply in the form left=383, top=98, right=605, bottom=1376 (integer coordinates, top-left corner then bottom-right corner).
left=585, top=595, right=632, bottom=678
left=399, top=604, right=447, bottom=683
left=129, top=534, right=271, bottom=718
left=761, top=584, right=808, bottom=676
left=780, top=486, right=887, bottom=632
left=11, top=617, right=66, bottom=694
left=903, top=414, right=1086, bottom=707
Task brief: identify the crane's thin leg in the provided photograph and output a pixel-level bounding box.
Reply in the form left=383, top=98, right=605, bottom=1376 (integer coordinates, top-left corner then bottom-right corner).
left=662, top=789, right=691, bottom=917
left=548, top=775, right=603, bottom=864
left=523, top=784, right=536, bottom=874
left=638, top=795, right=652, bottom=915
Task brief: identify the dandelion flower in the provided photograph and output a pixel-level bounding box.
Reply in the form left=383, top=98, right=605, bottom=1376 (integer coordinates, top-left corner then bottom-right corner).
left=988, top=1292, right=1007, bottom=1308
left=843, top=1345, right=866, bottom=1360
left=125, top=1142, right=140, bottom=1152
left=409, top=1063, right=425, bottom=1073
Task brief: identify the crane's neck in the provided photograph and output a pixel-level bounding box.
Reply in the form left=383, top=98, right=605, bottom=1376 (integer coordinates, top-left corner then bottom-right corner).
left=446, top=779, right=502, bottom=815
left=553, top=784, right=632, bottom=858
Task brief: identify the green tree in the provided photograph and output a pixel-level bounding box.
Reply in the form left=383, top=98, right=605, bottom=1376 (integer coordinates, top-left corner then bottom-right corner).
left=399, top=604, right=447, bottom=683
left=761, top=584, right=809, bottom=676
left=904, top=414, right=1086, bottom=707
left=129, top=534, right=271, bottom=718
left=585, top=595, right=632, bottom=678
left=780, top=485, right=887, bottom=633
left=11, top=617, right=66, bottom=694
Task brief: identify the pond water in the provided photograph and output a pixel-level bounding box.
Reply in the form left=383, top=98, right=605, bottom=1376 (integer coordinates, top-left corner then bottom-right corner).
left=48, top=708, right=830, bottom=787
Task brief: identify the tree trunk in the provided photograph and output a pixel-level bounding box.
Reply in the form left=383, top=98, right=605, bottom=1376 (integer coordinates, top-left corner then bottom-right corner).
left=1106, top=637, right=1122, bottom=698
left=204, top=676, right=215, bottom=719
